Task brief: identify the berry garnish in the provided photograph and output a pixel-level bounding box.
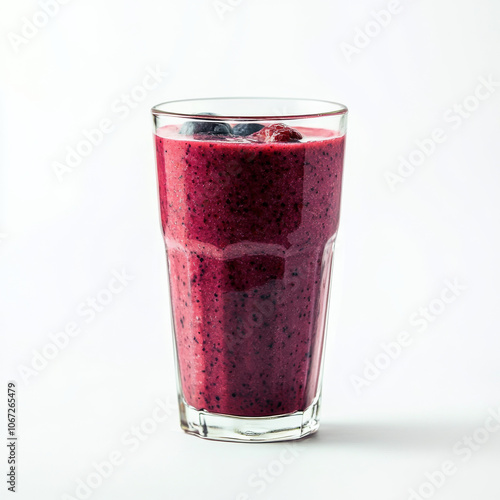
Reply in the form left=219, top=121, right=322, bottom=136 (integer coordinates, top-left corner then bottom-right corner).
left=233, top=123, right=265, bottom=136
left=250, top=123, right=302, bottom=143
left=179, top=113, right=232, bottom=136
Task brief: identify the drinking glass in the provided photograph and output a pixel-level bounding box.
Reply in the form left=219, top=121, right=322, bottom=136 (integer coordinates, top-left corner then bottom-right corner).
left=151, top=98, right=348, bottom=442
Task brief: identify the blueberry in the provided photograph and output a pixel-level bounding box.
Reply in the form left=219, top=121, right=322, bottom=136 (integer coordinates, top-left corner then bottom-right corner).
left=179, top=112, right=232, bottom=136
left=233, top=123, right=265, bottom=136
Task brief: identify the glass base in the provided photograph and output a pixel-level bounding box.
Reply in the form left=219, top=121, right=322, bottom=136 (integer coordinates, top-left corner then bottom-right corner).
left=178, top=396, right=321, bottom=442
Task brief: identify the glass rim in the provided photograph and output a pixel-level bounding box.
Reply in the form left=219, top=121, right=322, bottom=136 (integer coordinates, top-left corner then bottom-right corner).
left=151, top=97, right=348, bottom=121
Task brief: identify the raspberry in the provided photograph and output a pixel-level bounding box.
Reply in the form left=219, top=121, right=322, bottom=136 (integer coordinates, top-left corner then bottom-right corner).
left=251, top=123, right=302, bottom=143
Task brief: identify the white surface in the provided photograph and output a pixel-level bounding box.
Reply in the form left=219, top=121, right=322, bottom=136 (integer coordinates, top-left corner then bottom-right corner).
left=1, top=0, right=500, bottom=498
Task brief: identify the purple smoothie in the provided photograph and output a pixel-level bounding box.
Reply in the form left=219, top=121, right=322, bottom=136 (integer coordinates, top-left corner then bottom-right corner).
left=155, top=125, right=345, bottom=417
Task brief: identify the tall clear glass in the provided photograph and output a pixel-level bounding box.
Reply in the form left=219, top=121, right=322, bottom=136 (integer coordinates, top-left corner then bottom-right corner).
left=151, top=98, right=348, bottom=442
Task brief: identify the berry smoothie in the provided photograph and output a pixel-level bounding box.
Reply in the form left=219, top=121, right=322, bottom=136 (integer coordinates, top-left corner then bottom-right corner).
left=155, top=122, right=345, bottom=418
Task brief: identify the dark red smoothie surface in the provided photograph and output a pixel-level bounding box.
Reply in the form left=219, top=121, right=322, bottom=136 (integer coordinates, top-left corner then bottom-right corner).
left=155, top=125, right=345, bottom=417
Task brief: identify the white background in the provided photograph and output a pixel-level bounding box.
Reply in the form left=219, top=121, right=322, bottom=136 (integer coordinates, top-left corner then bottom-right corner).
left=1, top=0, right=500, bottom=499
